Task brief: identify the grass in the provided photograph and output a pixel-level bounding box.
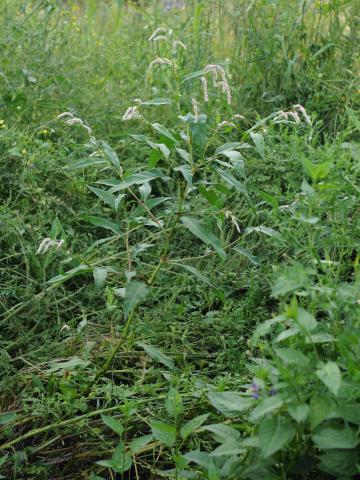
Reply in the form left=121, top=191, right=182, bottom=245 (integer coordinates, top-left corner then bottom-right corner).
left=0, top=0, right=359, bottom=479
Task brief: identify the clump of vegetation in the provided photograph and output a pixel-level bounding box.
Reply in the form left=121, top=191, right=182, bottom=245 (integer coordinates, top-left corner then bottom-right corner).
left=0, top=0, right=359, bottom=479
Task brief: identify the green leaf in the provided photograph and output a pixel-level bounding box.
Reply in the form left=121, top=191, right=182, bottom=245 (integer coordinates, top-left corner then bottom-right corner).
left=233, top=246, right=260, bottom=265
left=165, top=386, right=184, bottom=417
left=198, top=186, right=223, bottom=208
left=251, top=315, right=287, bottom=344
left=101, top=415, right=124, bottom=436
left=47, top=264, right=92, bottom=284
left=174, top=263, right=215, bottom=288
left=174, top=164, right=193, bottom=187
left=198, top=185, right=223, bottom=208
left=205, top=423, right=240, bottom=442
left=124, top=281, right=148, bottom=318
left=88, top=186, right=122, bottom=210
left=250, top=132, right=265, bottom=158
left=141, top=97, right=172, bottom=105
left=152, top=123, right=177, bottom=143
left=319, top=450, right=359, bottom=477
left=313, top=426, right=359, bottom=449
left=309, top=396, right=336, bottom=430
left=257, top=189, right=278, bottom=209
left=215, top=168, right=247, bottom=195
left=208, top=391, right=253, bottom=417
left=106, top=443, right=132, bottom=473
left=259, top=416, right=295, bottom=458
left=305, top=333, right=335, bottom=344
left=101, top=141, right=121, bottom=172
left=245, top=225, right=282, bottom=239
left=210, top=440, right=245, bottom=457
left=110, top=169, right=169, bottom=192
left=175, top=147, right=190, bottom=163
left=335, top=403, right=360, bottom=424
left=130, top=434, right=154, bottom=454
left=181, top=216, right=226, bottom=261
left=83, top=215, right=121, bottom=235
left=182, top=69, right=206, bottom=82
left=184, top=450, right=216, bottom=469
left=96, top=459, right=115, bottom=469
left=47, top=356, right=89, bottom=373
left=150, top=420, right=176, bottom=447
left=296, top=307, right=317, bottom=331
left=288, top=404, right=310, bottom=423
left=0, top=412, right=17, bottom=425
left=71, top=157, right=106, bottom=169
left=311, top=43, right=336, bottom=60
left=249, top=396, right=284, bottom=422
left=130, top=135, right=171, bottom=160
left=137, top=342, right=175, bottom=370
left=180, top=414, right=209, bottom=440
left=271, top=264, right=310, bottom=297
left=302, top=158, right=332, bottom=181
left=273, top=347, right=309, bottom=365
left=316, top=361, right=341, bottom=397
left=346, top=107, right=360, bottom=132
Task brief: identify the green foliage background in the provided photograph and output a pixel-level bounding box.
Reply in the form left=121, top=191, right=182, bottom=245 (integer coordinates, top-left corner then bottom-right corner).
left=0, top=0, right=359, bottom=478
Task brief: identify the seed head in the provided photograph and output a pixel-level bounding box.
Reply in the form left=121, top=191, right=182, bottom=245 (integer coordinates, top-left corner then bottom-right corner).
left=204, top=64, right=231, bottom=104
left=149, top=27, right=168, bottom=41
left=293, top=104, right=312, bottom=125
left=58, top=112, right=92, bottom=134
left=57, top=112, right=74, bottom=119
left=192, top=98, right=200, bottom=123
left=200, top=76, right=209, bottom=102
left=148, top=57, right=173, bottom=69
left=233, top=114, right=245, bottom=120
left=173, top=40, right=187, bottom=50
left=36, top=238, right=64, bottom=255
left=122, top=106, right=142, bottom=121
left=152, top=35, right=168, bottom=42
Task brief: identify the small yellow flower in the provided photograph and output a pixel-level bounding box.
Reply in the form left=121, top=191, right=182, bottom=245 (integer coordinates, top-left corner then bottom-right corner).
left=42, top=129, right=49, bottom=135
left=21, top=149, right=27, bottom=154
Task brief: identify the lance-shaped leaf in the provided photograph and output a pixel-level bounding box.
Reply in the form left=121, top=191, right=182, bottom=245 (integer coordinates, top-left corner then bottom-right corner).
left=88, top=186, right=125, bottom=211
left=174, top=164, right=193, bottom=187
left=137, top=342, right=175, bottom=370
left=109, top=169, right=169, bottom=192
left=141, top=97, right=172, bottom=105
left=151, top=123, right=178, bottom=143
left=101, top=141, right=122, bottom=172
left=181, top=216, right=226, bottom=261
left=123, top=281, right=148, bottom=318
left=150, top=420, right=176, bottom=447
left=216, top=168, right=247, bottom=195
left=174, top=263, right=214, bottom=288
left=83, top=215, right=121, bottom=235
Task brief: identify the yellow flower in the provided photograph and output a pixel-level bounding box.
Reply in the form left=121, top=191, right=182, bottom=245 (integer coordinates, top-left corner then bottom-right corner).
left=42, top=129, right=49, bottom=135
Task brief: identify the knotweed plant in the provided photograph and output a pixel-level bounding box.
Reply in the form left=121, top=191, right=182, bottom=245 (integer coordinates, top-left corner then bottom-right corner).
left=53, top=30, right=317, bottom=399
left=54, top=32, right=255, bottom=393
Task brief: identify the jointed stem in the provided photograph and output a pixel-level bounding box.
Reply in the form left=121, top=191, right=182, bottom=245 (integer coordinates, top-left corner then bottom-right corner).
left=84, top=188, right=185, bottom=395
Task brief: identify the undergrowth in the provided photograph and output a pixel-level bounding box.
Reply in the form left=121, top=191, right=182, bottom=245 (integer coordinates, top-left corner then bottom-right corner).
left=0, top=0, right=359, bottom=479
